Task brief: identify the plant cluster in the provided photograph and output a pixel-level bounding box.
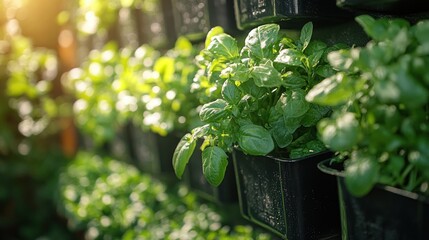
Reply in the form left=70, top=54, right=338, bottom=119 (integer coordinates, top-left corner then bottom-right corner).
left=64, top=42, right=158, bottom=144
left=67, top=0, right=159, bottom=36
left=173, top=23, right=345, bottom=186
left=139, top=37, right=202, bottom=136
left=307, top=15, right=429, bottom=197
left=65, top=37, right=201, bottom=144
left=59, top=152, right=272, bottom=240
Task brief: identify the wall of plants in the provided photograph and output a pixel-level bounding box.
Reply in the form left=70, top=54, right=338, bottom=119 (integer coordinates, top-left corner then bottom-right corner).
left=2, top=0, right=429, bottom=239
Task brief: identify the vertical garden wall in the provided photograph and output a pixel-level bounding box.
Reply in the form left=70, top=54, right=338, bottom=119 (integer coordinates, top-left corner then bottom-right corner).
left=1, top=0, right=429, bottom=239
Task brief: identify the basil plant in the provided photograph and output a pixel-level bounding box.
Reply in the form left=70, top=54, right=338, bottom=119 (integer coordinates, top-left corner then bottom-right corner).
left=307, top=15, right=429, bottom=197
left=173, top=23, right=343, bottom=186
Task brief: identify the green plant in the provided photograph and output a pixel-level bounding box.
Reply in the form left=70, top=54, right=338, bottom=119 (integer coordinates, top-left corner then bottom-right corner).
left=140, top=37, right=202, bottom=136
left=63, top=42, right=159, bottom=145
left=69, top=0, right=158, bottom=36
left=59, top=152, right=272, bottom=240
left=306, top=15, right=429, bottom=197
left=173, top=23, right=344, bottom=186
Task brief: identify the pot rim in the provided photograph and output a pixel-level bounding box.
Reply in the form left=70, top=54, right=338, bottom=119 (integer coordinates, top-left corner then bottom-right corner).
left=318, top=158, right=429, bottom=204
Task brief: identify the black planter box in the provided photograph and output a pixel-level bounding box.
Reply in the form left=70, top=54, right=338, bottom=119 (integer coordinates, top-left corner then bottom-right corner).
left=234, top=0, right=348, bottom=30
left=171, top=0, right=237, bottom=41
left=336, top=0, right=429, bottom=14
left=233, top=150, right=340, bottom=239
left=186, top=149, right=238, bottom=204
left=128, top=124, right=180, bottom=176
left=319, top=160, right=429, bottom=240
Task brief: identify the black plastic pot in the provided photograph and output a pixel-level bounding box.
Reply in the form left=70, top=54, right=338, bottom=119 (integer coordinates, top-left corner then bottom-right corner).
left=234, top=0, right=349, bottom=30
left=336, top=0, right=429, bottom=14
left=128, top=124, right=180, bottom=176
left=186, top=148, right=238, bottom=204
left=319, top=159, right=429, bottom=240
left=233, top=149, right=340, bottom=239
left=171, top=0, right=237, bottom=42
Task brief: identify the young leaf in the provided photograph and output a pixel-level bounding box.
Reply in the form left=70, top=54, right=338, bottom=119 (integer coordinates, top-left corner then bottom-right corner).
left=238, top=124, right=274, bottom=156
left=202, top=146, right=228, bottom=186
left=219, top=62, right=250, bottom=82
left=269, top=117, right=293, bottom=148
left=174, top=36, right=193, bottom=56
left=281, top=89, right=310, bottom=118
left=318, top=112, right=360, bottom=151
left=282, top=71, right=307, bottom=89
left=172, top=133, right=197, bottom=179
left=205, top=26, right=224, bottom=49
left=300, top=22, right=313, bottom=51
left=222, top=80, right=241, bottom=104
left=245, top=24, right=280, bottom=59
left=345, top=152, right=379, bottom=197
left=306, top=73, right=355, bottom=106
left=199, top=99, right=229, bottom=122
left=154, top=57, right=175, bottom=82
left=207, top=33, right=239, bottom=60
left=251, top=63, right=282, bottom=87
left=275, top=49, right=304, bottom=67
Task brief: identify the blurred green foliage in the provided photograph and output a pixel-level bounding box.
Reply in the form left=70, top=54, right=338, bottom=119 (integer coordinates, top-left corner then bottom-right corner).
left=65, top=37, right=203, bottom=143
left=58, top=152, right=272, bottom=240
left=64, top=42, right=159, bottom=145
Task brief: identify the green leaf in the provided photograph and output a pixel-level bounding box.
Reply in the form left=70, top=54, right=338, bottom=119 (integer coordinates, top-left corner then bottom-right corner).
left=251, top=61, right=282, bottom=87
left=202, top=146, right=228, bottom=186
left=300, top=22, right=313, bottom=51
left=315, top=64, right=336, bottom=78
left=345, top=152, right=379, bottom=197
left=281, top=89, right=310, bottom=118
left=245, top=24, right=280, bottom=59
left=154, top=57, right=175, bottom=82
left=274, top=49, right=304, bottom=67
left=306, top=73, right=355, bottom=106
left=318, top=112, right=360, bottom=151
left=219, top=63, right=250, bottom=82
left=282, top=71, right=307, bottom=89
left=301, top=104, right=331, bottom=127
left=269, top=117, right=293, bottom=148
left=327, top=49, right=354, bottom=71
left=238, top=124, right=274, bottom=156
left=207, top=33, right=239, bottom=60
left=172, top=134, right=197, bottom=179
left=222, top=80, right=241, bottom=104
left=174, top=36, right=192, bottom=56
left=239, top=80, right=269, bottom=99
left=355, top=15, right=387, bottom=41
left=200, top=99, right=229, bottom=122
left=205, top=26, right=224, bottom=49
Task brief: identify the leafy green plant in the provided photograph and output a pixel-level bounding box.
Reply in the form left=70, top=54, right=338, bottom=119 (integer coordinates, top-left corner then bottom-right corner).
left=63, top=42, right=159, bottom=145
left=68, top=0, right=158, bottom=36
left=306, top=15, right=429, bottom=197
left=173, top=23, right=344, bottom=186
left=58, top=152, right=272, bottom=240
left=139, top=37, right=202, bottom=136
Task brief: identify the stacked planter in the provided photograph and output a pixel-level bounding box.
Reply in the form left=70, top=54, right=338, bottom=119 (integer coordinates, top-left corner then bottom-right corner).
left=233, top=151, right=339, bottom=239
left=319, top=160, right=429, bottom=240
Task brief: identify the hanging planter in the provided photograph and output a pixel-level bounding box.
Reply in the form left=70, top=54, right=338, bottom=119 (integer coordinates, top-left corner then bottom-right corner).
left=171, top=0, right=237, bottom=41
left=128, top=124, right=180, bottom=176
left=336, top=0, right=429, bottom=14
left=233, top=150, right=339, bottom=239
left=319, top=160, right=429, bottom=240
left=234, top=0, right=348, bottom=30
